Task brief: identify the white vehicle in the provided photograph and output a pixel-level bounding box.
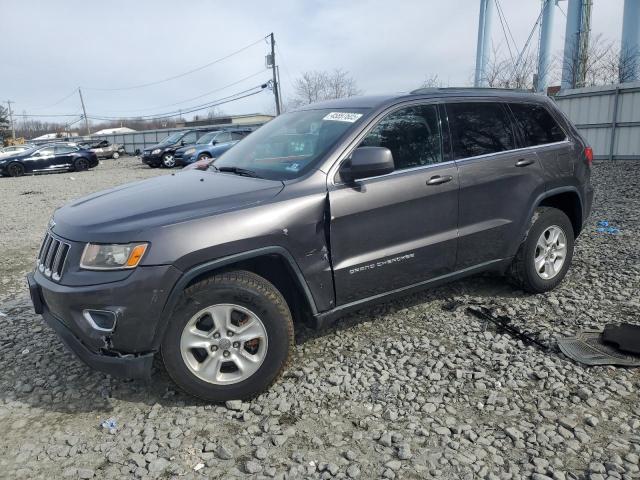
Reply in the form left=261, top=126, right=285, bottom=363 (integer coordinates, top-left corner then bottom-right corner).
left=0, top=145, right=33, bottom=158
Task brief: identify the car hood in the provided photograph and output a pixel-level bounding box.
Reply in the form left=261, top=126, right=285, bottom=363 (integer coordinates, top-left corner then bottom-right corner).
left=51, top=170, right=285, bottom=242
left=144, top=142, right=176, bottom=153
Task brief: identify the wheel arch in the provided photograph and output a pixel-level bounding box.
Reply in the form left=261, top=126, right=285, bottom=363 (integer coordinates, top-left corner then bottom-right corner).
left=536, top=188, right=584, bottom=237
left=152, top=247, right=318, bottom=349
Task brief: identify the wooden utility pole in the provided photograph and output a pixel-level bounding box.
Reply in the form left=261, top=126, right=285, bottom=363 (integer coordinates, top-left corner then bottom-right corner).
left=269, top=33, right=281, bottom=115
left=78, top=87, right=90, bottom=135
left=6, top=100, right=15, bottom=139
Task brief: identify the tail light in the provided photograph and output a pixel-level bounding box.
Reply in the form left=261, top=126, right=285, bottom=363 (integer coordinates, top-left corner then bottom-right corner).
left=584, top=146, right=593, bottom=166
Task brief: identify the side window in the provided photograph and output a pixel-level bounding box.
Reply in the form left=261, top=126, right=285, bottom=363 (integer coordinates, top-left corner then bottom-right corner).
left=447, top=102, right=515, bottom=159
left=359, top=104, right=442, bottom=170
left=216, top=132, right=232, bottom=143
left=55, top=146, right=77, bottom=154
left=38, top=147, right=55, bottom=156
left=509, top=103, right=566, bottom=147
left=231, top=132, right=246, bottom=140
left=181, top=132, right=197, bottom=144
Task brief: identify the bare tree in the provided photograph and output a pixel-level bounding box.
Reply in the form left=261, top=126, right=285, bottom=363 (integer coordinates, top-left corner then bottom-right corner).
left=420, top=74, right=446, bottom=88
left=481, top=44, right=541, bottom=90
left=289, top=69, right=361, bottom=107
left=559, top=34, right=638, bottom=88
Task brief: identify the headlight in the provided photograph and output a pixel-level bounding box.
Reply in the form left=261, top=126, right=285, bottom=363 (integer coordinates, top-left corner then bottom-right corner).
left=184, top=148, right=196, bottom=155
left=80, top=243, right=148, bottom=270
left=151, top=148, right=162, bottom=155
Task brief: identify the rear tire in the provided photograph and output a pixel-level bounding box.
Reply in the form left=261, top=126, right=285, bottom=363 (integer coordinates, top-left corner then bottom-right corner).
left=74, top=157, right=89, bottom=171
left=161, top=271, right=294, bottom=402
left=7, top=162, right=25, bottom=177
left=509, top=207, right=574, bottom=293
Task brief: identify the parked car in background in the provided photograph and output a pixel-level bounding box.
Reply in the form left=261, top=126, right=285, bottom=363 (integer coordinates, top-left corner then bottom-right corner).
left=141, top=129, right=216, bottom=168
left=0, top=144, right=98, bottom=177
left=84, top=140, right=125, bottom=159
left=0, top=144, right=34, bottom=158
left=174, top=129, right=251, bottom=167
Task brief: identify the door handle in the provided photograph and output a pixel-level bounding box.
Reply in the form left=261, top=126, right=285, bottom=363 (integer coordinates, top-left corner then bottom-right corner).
left=426, top=175, right=453, bottom=185
left=515, top=158, right=535, bottom=167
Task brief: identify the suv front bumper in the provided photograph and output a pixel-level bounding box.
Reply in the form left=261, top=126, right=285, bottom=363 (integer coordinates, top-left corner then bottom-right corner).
left=26, top=264, right=182, bottom=379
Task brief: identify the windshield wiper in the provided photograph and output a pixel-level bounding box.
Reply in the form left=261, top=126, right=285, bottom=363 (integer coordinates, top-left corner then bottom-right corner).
left=218, top=166, right=261, bottom=178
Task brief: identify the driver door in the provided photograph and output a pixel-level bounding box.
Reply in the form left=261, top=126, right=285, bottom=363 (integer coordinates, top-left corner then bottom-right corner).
left=28, top=146, right=56, bottom=172
left=328, top=103, right=459, bottom=305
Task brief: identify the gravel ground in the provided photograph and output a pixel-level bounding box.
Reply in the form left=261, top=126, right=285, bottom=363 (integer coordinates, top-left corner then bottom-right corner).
left=0, top=160, right=639, bottom=480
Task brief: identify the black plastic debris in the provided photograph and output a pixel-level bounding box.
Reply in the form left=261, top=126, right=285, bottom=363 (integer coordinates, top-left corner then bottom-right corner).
left=466, top=306, right=549, bottom=352
left=602, top=323, right=640, bottom=355
left=558, top=330, right=640, bottom=367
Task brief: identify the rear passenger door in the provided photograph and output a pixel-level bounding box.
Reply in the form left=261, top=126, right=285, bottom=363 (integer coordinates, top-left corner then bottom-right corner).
left=329, top=102, right=459, bottom=305
left=446, top=101, right=545, bottom=269
left=508, top=102, right=572, bottom=191
left=53, top=146, right=77, bottom=168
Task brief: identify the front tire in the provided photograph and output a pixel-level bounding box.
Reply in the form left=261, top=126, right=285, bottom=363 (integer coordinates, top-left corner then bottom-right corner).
left=509, top=207, right=574, bottom=293
left=161, top=271, right=294, bottom=402
left=7, top=162, right=25, bottom=177
left=112, top=151, right=120, bottom=159
left=161, top=153, right=175, bottom=168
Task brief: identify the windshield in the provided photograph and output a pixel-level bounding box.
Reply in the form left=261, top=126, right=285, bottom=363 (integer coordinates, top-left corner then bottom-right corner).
left=196, top=131, right=217, bottom=144
left=212, top=108, right=370, bottom=180
left=158, top=132, right=183, bottom=145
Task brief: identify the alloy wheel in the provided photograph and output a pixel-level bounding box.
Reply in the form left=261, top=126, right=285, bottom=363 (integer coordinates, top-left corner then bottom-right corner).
left=180, top=304, right=268, bottom=385
left=534, top=225, right=567, bottom=280
left=162, top=154, right=175, bottom=168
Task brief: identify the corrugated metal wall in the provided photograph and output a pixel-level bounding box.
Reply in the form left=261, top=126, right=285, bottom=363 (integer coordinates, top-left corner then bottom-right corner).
left=554, top=82, right=640, bottom=160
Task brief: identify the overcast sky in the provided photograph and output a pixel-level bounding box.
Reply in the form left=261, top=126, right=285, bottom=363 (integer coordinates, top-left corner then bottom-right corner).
left=1, top=0, right=624, bottom=123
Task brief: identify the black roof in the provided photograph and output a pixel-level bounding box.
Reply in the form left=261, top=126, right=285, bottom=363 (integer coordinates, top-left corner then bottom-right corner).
left=297, top=88, right=548, bottom=111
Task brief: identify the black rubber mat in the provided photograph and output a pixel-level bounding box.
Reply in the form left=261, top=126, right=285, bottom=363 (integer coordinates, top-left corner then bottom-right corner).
left=558, top=330, right=640, bottom=367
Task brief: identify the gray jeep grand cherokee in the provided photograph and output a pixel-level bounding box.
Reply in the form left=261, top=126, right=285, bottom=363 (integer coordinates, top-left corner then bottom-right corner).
left=27, top=88, right=593, bottom=401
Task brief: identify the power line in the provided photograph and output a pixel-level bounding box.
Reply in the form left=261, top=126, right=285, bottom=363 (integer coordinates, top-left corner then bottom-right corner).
left=99, top=69, right=267, bottom=113
left=494, top=0, right=516, bottom=63
left=87, top=83, right=270, bottom=121
left=510, top=3, right=546, bottom=80
left=23, top=88, right=79, bottom=111
left=84, top=36, right=268, bottom=92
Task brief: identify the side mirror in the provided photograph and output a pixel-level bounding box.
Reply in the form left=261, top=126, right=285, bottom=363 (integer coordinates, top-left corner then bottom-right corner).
left=341, top=146, right=394, bottom=182
left=180, top=140, right=185, bottom=146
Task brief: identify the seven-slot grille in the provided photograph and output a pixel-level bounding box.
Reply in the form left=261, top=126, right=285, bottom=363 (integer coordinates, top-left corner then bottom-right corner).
left=37, top=232, right=70, bottom=281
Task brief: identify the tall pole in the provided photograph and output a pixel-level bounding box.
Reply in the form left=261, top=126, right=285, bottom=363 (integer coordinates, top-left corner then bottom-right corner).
left=620, top=0, right=640, bottom=83
left=6, top=100, right=15, bottom=139
left=576, top=0, right=592, bottom=88
left=561, top=0, right=591, bottom=89
left=270, top=33, right=281, bottom=115
left=78, top=87, right=90, bottom=135
left=474, top=0, right=494, bottom=87
left=536, top=0, right=555, bottom=93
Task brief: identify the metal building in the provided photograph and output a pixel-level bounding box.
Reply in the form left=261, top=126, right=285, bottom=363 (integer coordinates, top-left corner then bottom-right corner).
left=554, top=81, right=640, bottom=160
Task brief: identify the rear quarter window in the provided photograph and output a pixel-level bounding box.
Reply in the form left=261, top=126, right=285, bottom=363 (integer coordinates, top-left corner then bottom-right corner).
left=509, top=103, right=566, bottom=147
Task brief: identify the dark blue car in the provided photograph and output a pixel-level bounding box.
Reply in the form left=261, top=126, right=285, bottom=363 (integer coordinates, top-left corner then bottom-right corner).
left=174, top=129, right=251, bottom=167
left=0, top=144, right=98, bottom=177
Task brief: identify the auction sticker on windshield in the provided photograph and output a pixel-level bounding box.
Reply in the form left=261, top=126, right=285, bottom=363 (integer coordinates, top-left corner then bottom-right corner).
left=323, top=112, right=363, bottom=123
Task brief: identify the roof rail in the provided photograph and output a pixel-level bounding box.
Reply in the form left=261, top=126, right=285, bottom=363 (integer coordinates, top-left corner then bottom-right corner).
left=410, top=87, right=533, bottom=95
